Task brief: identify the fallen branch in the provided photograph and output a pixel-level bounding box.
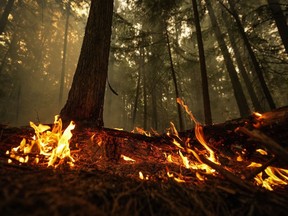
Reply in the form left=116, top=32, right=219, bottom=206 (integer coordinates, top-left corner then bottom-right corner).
left=198, top=155, right=256, bottom=192
left=245, top=157, right=276, bottom=180
left=237, top=127, right=288, bottom=164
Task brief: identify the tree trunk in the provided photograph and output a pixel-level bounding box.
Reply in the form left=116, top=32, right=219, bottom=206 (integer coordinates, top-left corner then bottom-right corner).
left=132, top=71, right=141, bottom=126
left=165, top=26, right=184, bottom=131
left=151, top=87, right=158, bottom=130
left=60, top=0, right=114, bottom=127
left=221, top=11, right=263, bottom=112
left=140, top=46, right=148, bottom=130
left=268, top=0, right=288, bottom=54
left=0, top=0, right=15, bottom=35
left=227, top=0, right=276, bottom=110
left=191, top=0, right=212, bottom=125
left=59, top=0, right=70, bottom=107
left=205, top=0, right=251, bottom=117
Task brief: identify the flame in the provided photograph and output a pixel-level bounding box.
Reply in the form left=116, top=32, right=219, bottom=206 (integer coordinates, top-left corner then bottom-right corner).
left=176, top=98, right=219, bottom=166
left=253, top=112, right=263, bottom=128
left=121, top=154, right=135, bottom=162
left=139, top=171, right=149, bottom=180
left=132, top=127, right=151, bottom=137
left=253, top=112, right=262, bottom=118
left=9, top=115, right=75, bottom=168
left=256, top=149, right=268, bottom=155
left=248, top=162, right=288, bottom=190
left=163, top=98, right=219, bottom=182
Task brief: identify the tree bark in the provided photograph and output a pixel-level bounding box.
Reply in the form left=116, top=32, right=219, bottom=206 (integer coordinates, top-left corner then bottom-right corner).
left=205, top=0, right=251, bottom=117
left=221, top=11, right=263, bottom=112
left=268, top=0, right=288, bottom=54
left=227, top=0, right=276, bottom=110
left=0, top=0, right=15, bottom=35
left=60, top=0, right=114, bottom=127
left=132, top=71, right=141, bottom=126
left=191, top=0, right=212, bottom=125
left=165, top=26, right=184, bottom=131
left=141, top=46, right=148, bottom=130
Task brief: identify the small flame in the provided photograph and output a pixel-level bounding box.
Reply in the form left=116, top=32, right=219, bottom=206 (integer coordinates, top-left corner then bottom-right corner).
left=248, top=162, right=288, bottom=190
left=121, top=154, right=135, bottom=162
left=9, top=115, right=75, bottom=168
left=253, top=112, right=263, bottom=128
left=253, top=112, right=262, bottom=118
left=256, top=149, right=268, bottom=155
left=139, top=171, right=149, bottom=180
left=132, top=127, right=151, bottom=137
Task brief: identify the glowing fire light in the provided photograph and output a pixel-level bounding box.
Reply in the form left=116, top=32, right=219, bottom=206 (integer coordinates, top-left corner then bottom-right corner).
left=121, top=154, right=136, bottom=162
left=253, top=112, right=263, bottom=128
left=132, top=127, right=151, bottom=137
left=248, top=162, right=288, bottom=191
left=139, top=171, right=149, bottom=180
left=9, top=115, right=75, bottom=168
left=164, top=98, right=219, bottom=182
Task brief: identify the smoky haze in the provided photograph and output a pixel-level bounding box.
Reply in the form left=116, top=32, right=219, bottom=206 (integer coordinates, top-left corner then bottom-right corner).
left=1, top=0, right=288, bottom=133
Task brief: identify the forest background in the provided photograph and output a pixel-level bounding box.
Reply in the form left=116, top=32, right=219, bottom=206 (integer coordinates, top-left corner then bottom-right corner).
left=0, top=0, right=287, bottom=132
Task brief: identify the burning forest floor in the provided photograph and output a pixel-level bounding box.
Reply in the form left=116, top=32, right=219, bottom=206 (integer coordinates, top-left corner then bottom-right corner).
left=0, top=106, right=288, bottom=216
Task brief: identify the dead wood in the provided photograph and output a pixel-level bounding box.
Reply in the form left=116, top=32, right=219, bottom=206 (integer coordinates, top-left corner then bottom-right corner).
left=197, top=154, right=256, bottom=192
left=0, top=107, right=288, bottom=215
left=245, top=157, right=277, bottom=180
left=237, top=127, right=288, bottom=163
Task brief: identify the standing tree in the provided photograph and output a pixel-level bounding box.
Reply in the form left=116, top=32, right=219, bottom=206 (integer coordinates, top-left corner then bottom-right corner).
left=59, top=0, right=71, bottom=107
left=226, top=0, right=276, bottom=110
left=191, top=0, right=212, bottom=124
left=205, top=0, right=251, bottom=117
left=0, top=0, right=15, bottom=35
left=60, top=0, right=114, bottom=127
left=268, top=0, right=288, bottom=54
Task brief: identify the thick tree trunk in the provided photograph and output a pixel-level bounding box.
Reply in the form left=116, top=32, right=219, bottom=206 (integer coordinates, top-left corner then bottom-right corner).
left=59, top=0, right=70, bottom=107
left=60, top=0, right=114, bottom=127
left=0, top=0, right=15, bottom=35
left=191, top=0, right=212, bottom=125
left=221, top=12, right=263, bottom=112
left=165, top=26, right=184, bottom=131
left=268, top=0, right=288, bottom=54
left=205, top=0, right=251, bottom=117
left=227, top=0, right=276, bottom=110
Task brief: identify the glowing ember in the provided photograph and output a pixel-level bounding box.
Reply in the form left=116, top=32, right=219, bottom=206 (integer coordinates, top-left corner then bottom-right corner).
left=139, top=171, right=149, bottom=180
left=9, top=115, right=75, bottom=168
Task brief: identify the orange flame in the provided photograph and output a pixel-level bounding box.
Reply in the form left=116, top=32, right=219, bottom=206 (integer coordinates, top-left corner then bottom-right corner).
left=176, top=98, right=219, bottom=165
left=9, top=115, right=75, bottom=168
left=132, top=127, right=151, bottom=137
left=121, top=154, right=136, bottom=162
left=248, top=162, right=288, bottom=191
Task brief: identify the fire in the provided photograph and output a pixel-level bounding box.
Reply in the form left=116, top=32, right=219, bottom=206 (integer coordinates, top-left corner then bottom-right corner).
left=248, top=162, right=288, bottom=191
left=121, top=154, right=136, bottom=162
left=139, top=171, right=149, bottom=180
left=132, top=127, right=151, bottom=137
left=9, top=115, right=75, bottom=168
left=252, top=112, right=263, bottom=128
left=163, top=98, right=219, bottom=182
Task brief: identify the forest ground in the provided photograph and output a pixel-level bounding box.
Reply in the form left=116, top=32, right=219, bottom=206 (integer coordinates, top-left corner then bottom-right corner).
left=0, top=108, right=288, bottom=216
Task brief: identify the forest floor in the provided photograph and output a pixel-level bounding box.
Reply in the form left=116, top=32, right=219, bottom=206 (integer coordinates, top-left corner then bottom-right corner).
left=0, top=108, right=288, bottom=216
